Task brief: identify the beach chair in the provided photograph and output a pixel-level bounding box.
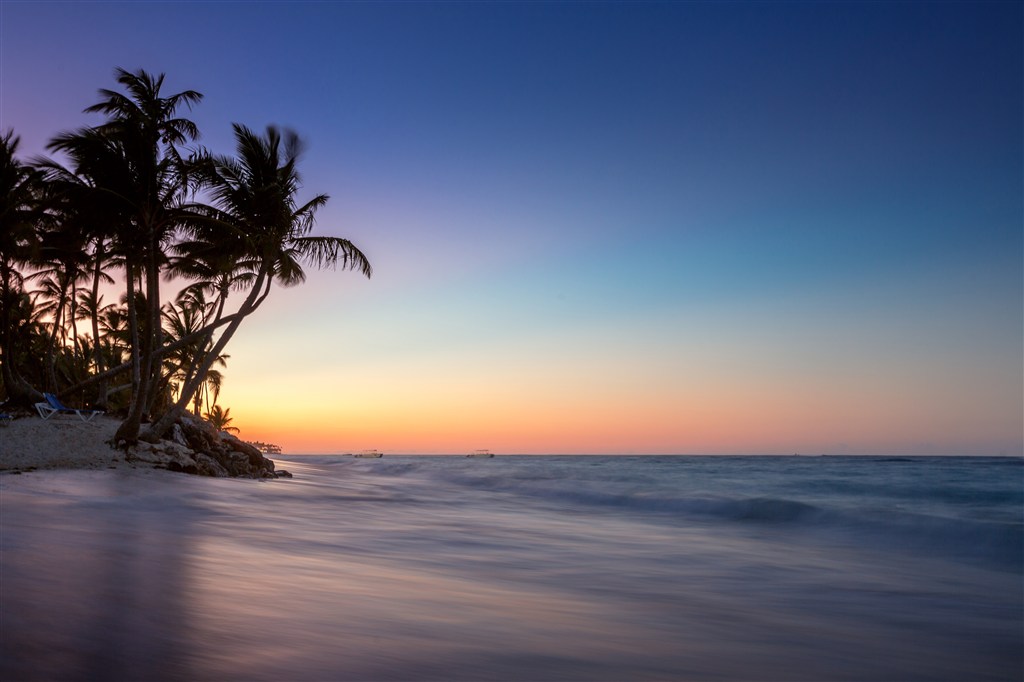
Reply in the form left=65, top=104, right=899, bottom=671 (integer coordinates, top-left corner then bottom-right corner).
left=0, top=413, right=11, bottom=427
left=35, top=393, right=104, bottom=422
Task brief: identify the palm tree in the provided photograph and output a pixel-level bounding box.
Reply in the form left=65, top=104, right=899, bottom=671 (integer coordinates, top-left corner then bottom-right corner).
left=204, top=404, right=239, bottom=433
left=160, top=288, right=228, bottom=416
left=27, top=216, right=95, bottom=390
left=49, top=68, right=203, bottom=445
left=0, top=130, right=48, bottom=406
left=35, top=150, right=124, bottom=406
left=142, top=124, right=371, bottom=440
left=75, top=266, right=116, bottom=394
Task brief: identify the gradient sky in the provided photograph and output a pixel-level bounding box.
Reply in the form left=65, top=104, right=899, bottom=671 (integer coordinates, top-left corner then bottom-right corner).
left=2, top=1, right=1021, bottom=454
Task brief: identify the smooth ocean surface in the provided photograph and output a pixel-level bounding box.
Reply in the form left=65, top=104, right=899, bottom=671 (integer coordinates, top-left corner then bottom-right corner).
left=2, top=455, right=1021, bottom=681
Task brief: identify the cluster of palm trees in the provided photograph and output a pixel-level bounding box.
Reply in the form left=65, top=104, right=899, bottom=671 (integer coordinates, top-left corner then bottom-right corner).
left=1, top=68, right=371, bottom=446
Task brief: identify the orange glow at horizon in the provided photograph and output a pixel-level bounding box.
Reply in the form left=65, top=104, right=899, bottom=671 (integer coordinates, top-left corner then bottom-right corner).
left=226, top=364, right=1021, bottom=455
left=216, top=260, right=1021, bottom=458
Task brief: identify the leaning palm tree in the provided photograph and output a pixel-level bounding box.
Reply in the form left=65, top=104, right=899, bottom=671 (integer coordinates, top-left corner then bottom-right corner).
left=141, top=124, right=371, bottom=440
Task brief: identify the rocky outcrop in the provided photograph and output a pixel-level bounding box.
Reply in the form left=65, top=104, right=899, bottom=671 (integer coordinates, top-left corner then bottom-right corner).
left=127, top=414, right=291, bottom=479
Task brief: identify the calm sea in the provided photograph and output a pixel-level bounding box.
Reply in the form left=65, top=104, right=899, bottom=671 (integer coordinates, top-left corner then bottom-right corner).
left=2, top=455, right=1021, bottom=681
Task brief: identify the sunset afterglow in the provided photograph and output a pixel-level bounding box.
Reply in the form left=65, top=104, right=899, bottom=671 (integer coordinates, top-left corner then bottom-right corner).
left=1, top=1, right=1019, bottom=454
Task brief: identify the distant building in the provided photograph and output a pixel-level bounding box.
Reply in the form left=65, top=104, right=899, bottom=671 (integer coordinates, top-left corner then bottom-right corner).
left=245, top=441, right=282, bottom=454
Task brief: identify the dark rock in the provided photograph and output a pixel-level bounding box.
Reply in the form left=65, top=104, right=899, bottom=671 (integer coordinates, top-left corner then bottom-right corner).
left=170, top=424, right=188, bottom=447
left=135, top=414, right=292, bottom=480
left=194, top=452, right=229, bottom=477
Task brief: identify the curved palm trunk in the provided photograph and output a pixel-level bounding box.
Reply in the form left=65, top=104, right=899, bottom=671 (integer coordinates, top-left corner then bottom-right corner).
left=141, top=268, right=271, bottom=441
left=63, top=304, right=254, bottom=397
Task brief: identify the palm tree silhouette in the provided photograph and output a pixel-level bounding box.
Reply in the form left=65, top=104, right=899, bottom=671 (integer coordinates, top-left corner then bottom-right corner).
left=160, top=288, right=227, bottom=416
left=203, top=404, right=239, bottom=434
left=0, top=131, right=48, bottom=405
left=28, top=213, right=96, bottom=390
left=35, top=144, right=122, bottom=407
left=49, top=68, right=203, bottom=445
left=142, top=124, right=371, bottom=440
left=5, top=71, right=372, bottom=448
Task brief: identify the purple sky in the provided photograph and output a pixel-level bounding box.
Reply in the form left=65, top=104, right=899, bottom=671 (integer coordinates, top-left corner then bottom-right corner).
left=2, top=1, right=1020, bottom=454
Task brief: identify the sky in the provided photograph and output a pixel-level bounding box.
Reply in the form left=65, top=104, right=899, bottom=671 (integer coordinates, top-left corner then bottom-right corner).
left=1, top=1, right=1021, bottom=455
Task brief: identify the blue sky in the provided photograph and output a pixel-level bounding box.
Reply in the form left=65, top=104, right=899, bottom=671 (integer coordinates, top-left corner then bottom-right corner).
left=1, top=1, right=1020, bottom=454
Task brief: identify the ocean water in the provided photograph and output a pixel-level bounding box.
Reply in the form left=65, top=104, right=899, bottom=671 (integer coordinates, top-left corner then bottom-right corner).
left=1, top=455, right=1021, bottom=682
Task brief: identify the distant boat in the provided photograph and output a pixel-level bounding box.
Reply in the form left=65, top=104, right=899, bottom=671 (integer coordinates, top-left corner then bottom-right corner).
left=354, top=450, right=383, bottom=458
left=467, top=449, right=494, bottom=458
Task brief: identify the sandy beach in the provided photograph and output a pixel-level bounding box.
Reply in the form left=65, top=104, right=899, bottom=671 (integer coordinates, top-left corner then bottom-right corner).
left=0, top=415, right=133, bottom=473
left=0, top=413, right=284, bottom=479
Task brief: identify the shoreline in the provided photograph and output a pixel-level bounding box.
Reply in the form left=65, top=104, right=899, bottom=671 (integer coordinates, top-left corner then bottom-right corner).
left=0, top=415, right=289, bottom=478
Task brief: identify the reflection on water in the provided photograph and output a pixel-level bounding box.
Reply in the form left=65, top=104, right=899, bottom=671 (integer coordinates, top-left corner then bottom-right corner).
left=1, top=459, right=1021, bottom=681
left=2, top=471, right=195, bottom=681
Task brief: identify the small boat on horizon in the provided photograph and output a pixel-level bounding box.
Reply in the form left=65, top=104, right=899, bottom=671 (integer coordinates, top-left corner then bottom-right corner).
left=467, top=449, right=494, bottom=458
left=353, top=449, right=383, bottom=458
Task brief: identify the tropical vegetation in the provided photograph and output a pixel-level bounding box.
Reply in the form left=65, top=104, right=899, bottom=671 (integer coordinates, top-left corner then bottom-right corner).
left=0, top=68, right=371, bottom=446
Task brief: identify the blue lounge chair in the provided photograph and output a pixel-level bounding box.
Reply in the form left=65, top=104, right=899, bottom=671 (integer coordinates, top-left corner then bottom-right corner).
left=0, top=413, right=11, bottom=426
left=35, top=393, right=104, bottom=422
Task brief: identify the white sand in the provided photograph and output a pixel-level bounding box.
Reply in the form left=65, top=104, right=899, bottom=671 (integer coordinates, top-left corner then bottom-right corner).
left=0, top=415, right=132, bottom=471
